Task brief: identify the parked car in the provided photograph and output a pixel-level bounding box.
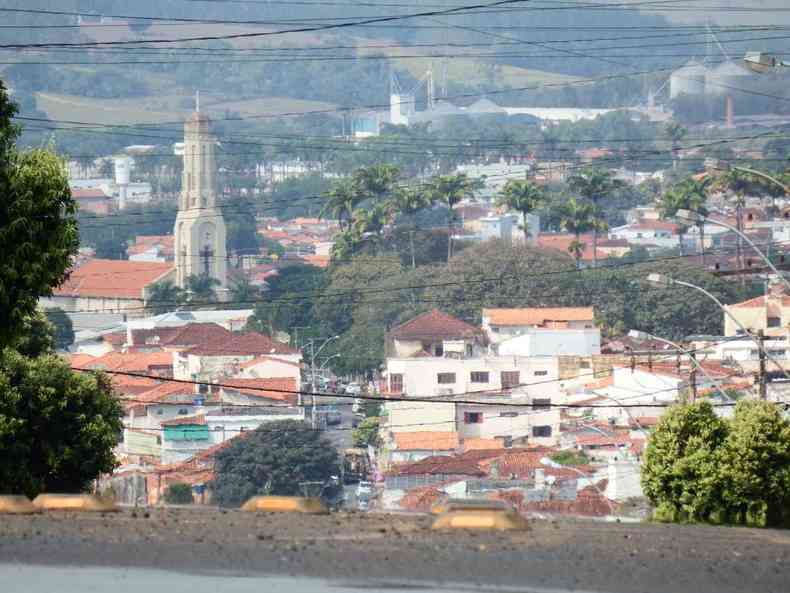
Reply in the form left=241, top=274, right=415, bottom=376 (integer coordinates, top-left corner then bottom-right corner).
left=325, top=405, right=342, bottom=426
left=356, top=480, right=373, bottom=501
left=346, top=382, right=361, bottom=396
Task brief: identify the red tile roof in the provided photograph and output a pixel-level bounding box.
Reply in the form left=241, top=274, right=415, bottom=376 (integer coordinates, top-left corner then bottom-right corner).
left=537, top=234, right=609, bottom=263
left=75, top=350, right=174, bottom=372
left=55, top=259, right=174, bottom=299
left=729, top=295, right=790, bottom=308
left=398, top=485, right=447, bottom=512
left=221, top=377, right=298, bottom=403
left=132, top=323, right=233, bottom=348
left=389, top=309, right=480, bottom=341
left=462, top=438, right=505, bottom=451
left=393, top=431, right=459, bottom=451
left=388, top=455, right=486, bottom=477
left=186, top=331, right=300, bottom=356
left=127, top=235, right=175, bottom=257
left=161, top=414, right=207, bottom=426
left=483, top=307, right=594, bottom=326
left=135, top=381, right=198, bottom=404
left=72, top=188, right=109, bottom=199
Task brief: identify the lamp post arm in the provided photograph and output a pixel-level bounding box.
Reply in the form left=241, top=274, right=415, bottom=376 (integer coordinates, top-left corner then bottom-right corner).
left=731, top=166, right=790, bottom=196
left=672, top=279, right=790, bottom=385
left=642, top=332, right=736, bottom=402
left=695, top=215, right=790, bottom=293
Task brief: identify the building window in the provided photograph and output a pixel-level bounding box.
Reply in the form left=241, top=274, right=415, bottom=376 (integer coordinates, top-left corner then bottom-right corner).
left=178, top=408, right=189, bottom=415
left=464, top=412, right=483, bottom=424
left=534, top=370, right=548, bottom=376
left=768, top=317, right=781, bottom=328
left=501, top=371, right=520, bottom=389
left=434, top=344, right=444, bottom=357
left=497, top=436, right=513, bottom=448
left=492, top=327, right=500, bottom=333
left=532, top=425, right=552, bottom=437
left=465, top=344, right=474, bottom=358
left=470, top=371, right=490, bottom=383
left=214, top=425, right=224, bottom=432
left=532, top=398, right=551, bottom=410
left=437, top=372, right=456, bottom=384
left=156, top=408, right=163, bottom=415
left=768, top=350, right=787, bottom=358
left=499, top=411, right=518, bottom=418
left=579, top=360, right=591, bottom=369
left=390, top=373, right=403, bottom=393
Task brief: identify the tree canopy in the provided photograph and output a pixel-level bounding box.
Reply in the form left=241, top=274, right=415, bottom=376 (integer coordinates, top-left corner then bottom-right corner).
left=0, top=81, right=79, bottom=349
left=642, top=400, right=790, bottom=527
left=0, top=350, right=123, bottom=498
left=212, top=420, right=339, bottom=507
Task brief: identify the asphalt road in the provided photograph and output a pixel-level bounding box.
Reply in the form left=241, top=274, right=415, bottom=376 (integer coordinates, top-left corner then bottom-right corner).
left=1, top=508, right=788, bottom=593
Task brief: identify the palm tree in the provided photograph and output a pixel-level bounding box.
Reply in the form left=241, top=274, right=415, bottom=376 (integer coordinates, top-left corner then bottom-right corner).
left=351, top=164, right=400, bottom=200
left=658, top=178, right=710, bottom=261
left=711, top=169, right=766, bottom=275
left=185, top=274, right=220, bottom=306
left=145, top=280, right=184, bottom=315
left=496, top=179, right=545, bottom=243
left=423, top=173, right=483, bottom=261
left=229, top=276, right=261, bottom=309
left=560, top=197, right=595, bottom=269
left=319, top=180, right=359, bottom=231
left=662, top=120, right=688, bottom=170
left=567, top=168, right=624, bottom=268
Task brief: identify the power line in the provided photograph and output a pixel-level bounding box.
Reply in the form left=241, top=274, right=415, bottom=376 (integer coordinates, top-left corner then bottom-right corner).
left=77, top=366, right=737, bottom=408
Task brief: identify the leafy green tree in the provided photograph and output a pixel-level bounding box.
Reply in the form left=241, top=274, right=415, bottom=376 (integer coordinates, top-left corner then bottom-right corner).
left=641, top=402, right=729, bottom=523
left=496, top=179, right=545, bottom=242
left=15, top=311, right=56, bottom=358
left=0, top=350, right=122, bottom=498
left=0, top=81, right=79, bottom=349
left=212, top=420, right=339, bottom=507
left=222, top=195, right=260, bottom=256
left=164, top=483, right=194, bottom=505
left=146, top=280, right=184, bottom=315
left=248, top=264, right=326, bottom=338
left=720, top=400, right=790, bottom=527
left=567, top=168, right=624, bottom=268
left=352, top=417, right=380, bottom=448
left=43, top=307, right=74, bottom=351
left=185, top=275, right=219, bottom=305
left=229, top=275, right=261, bottom=309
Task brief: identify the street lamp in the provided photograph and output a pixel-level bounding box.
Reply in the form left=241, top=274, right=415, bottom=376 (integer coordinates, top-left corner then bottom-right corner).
left=674, top=208, right=790, bottom=293
left=646, top=273, right=790, bottom=390
left=539, top=457, right=615, bottom=516
left=306, top=335, right=340, bottom=428
left=743, top=51, right=790, bottom=74
left=627, top=329, right=735, bottom=402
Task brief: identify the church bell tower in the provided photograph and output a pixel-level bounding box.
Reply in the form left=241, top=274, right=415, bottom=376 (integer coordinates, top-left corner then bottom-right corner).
left=174, top=107, right=228, bottom=294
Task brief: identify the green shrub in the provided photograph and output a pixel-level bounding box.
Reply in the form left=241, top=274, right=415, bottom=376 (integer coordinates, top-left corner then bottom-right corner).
left=164, top=483, right=194, bottom=505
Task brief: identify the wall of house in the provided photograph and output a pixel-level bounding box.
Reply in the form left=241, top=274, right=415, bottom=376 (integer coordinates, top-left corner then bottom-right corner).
left=385, top=401, right=456, bottom=434
left=456, top=405, right=561, bottom=446
left=497, top=328, right=600, bottom=357
left=40, top=295, right=145, bottom=317
left=605, top=461, right=644, bottom=501
left=722, top=304, right=790, bottom=337
left=239, top=359, right=301, bottom=383
left=608, top=226, right=678, bottom=249
left=391, top=338, right=428, bottom=358
left=386, top=356, right=561, bottom=399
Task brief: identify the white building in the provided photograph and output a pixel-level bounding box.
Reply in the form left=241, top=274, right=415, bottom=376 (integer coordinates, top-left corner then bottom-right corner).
left=498, top=328, right=600, bottom=358
left=609, top=220, right=680, bottom=250
left=481, top=307, right=596, bottom=345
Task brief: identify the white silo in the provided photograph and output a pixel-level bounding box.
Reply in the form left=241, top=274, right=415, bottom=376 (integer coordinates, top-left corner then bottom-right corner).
left=670, top=58, right=706, bottom=99
left=114, top=155, right=131, bottom=210
left=704, top=60, right=752, bottom=96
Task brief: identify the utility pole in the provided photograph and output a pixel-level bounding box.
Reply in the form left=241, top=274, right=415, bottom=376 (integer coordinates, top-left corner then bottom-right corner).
left=758, top=329, right=767, bottom=400
left=689, top=350, right=698, bottom=404
left=310, top=339, right=318, bottom=429
left=409, top=230, right=416, bottom=269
